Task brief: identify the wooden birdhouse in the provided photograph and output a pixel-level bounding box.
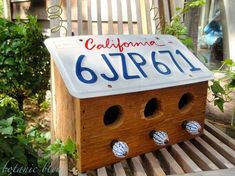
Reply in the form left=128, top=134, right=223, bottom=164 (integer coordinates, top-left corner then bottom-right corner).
left=45, top=35, right=213, bottom=172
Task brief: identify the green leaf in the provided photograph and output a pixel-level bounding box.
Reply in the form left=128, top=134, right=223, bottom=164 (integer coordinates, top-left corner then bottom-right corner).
left=12, top=145, right=27, bottom=166
left=4, top=58, right=15, bottom=65
left=0, top=117, right=13, bottom=127
left=64, top=138, right=76, bottom=156
left=222, top=59, right=235, bottom=67
left=210, top=81, right=225, bottom=94
left=1, top=126, right=13, bottom=135
left=0, top=119, right=8, bottom=126
left=214, top=98, right=225, bottom=112
left=175, top=7, right=182, bottom=11
left=14, top=24, right=27, bottom=36
left=0, top=139, right=13, bottom=156
left=6, top=117, right=13, bottom=125
left=47, top=139, right=63, bottom=155
left=228, top=79, right=235, bottom=89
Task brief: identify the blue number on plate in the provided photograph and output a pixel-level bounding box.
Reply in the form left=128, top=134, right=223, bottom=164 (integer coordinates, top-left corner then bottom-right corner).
left=151, top=51, right=171, bottom=75
left=109, top=53, right=140, bottom=80
left=159, top=50, right=184, bottom=73
left=75, top=55, right=98, bottom=84
left=176, top=50, right=201, bottom=71
left=128, top=52, right=147, bottom=78
left=75, top=50, right=202, bottom=84
left=101, top=54, right=119, bottom=81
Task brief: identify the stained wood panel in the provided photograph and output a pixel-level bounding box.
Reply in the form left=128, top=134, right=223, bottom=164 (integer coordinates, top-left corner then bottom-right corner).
left=74, top=82, right=208, bottom=171
left=93, top=122, right=235, bottom=176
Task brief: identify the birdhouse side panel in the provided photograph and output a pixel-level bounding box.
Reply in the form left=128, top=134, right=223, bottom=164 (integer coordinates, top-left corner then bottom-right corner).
left=75, top=81, right=208, bottom=172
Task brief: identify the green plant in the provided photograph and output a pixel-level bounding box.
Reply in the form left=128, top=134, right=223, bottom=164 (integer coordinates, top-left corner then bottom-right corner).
left=46, top=138, right=77, bottom=159
left=0, top=16, right=50, bottom=110
left=209, top=59, right=235, bottom=126
left=163, top=0, right=205, bottom=49
left=0, top=94, right=39, bottom=176
left=39, top=99, right=51, bottom=112
left=0, top=94, right=61, bottom=175
left=0, top=0, right=3, bottom=18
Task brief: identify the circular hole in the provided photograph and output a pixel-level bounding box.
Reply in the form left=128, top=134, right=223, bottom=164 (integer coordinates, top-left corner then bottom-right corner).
left=104, top=105, right=123, bottom=127
left=178, top=93, right=194, bottom=111
left=144, top=98, right=162, bottom=118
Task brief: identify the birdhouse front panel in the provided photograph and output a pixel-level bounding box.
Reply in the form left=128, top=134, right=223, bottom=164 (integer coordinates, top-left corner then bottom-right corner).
left=45, top=35, right=213, bottom=172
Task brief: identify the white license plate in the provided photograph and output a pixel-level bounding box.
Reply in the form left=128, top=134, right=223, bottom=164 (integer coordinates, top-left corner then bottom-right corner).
left=45, top=35, right=213, bottom=98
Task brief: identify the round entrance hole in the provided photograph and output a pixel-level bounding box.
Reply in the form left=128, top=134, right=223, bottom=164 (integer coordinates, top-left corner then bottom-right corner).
left=178, top=93, right=194, bottom=111
left=103, top=105, right=123, bottom=127
left=144, top=98, right=162, bottom=118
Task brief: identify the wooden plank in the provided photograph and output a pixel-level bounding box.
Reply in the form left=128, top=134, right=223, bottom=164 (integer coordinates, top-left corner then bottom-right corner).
left=192, top=137, right=234, bottom=169
left=48, top=0, right=60, bottom=37
left=159, top=148, right=184, bottom=174
left=97, top=0, right=102, bottom=35
left=77, top=0, right=83, bottom=35
left=169, top=144, right=202, bottom=173
left=97, top=167, right=108, bottom=176
left=169, top=0, right=176, bottom=17
left=135, top=0, right=143, bottom=34
left=202, top=130, right=235, bottom=165
left=59, top=154, right=68, bottom=176
left=144, top=152, right=166, bottom=176
left=107, top=0, right=114, bottom=34
left=126, top=0, right=134, bottom=34
left=87, top=0, right=92, bottom=34
left=113, top=162, right=126, bottom=176
left=49, top=0, right=62, bottom=173
left=158, top=0, right=166, bottom=32
left=117, top=0, right=123, bottom=34
left=140, top=0, right=147, bottom=34
left=3, top=0, right=12, bottom=20
left=129, top=156, right=147, bottom=176
left=162, top=0, right=170, bottom=24
left=151, top=0, right=161, bottom=34
left=66, top=0, right=72, bottom=36
left=169, top=0, right=184, bottom=19
left=11, top=0, right=29, bottom=2
left=205, top=121, right=235, bottom=150
left=170, top=168, right=235, bottom=176
left=209, top=0, right=215, bottom=21
left=181, top=141, right=219, bottom=171
left=219, top=0, right=235, bottom=60
left=144, top=0, right=152, bottom=34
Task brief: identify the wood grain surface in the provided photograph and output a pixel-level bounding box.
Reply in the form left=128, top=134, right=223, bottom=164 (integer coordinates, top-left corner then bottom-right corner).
left=74, top=81, right=208, bottom=172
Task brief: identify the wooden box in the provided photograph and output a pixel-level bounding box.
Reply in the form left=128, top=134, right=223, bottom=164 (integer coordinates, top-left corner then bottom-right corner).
left=45, top=35, right=213, bottom=172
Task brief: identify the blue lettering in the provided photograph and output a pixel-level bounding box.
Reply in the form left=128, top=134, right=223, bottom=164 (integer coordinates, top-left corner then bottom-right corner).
left=128, top=52, right=147, bottom=78
left=109, top=53, right=140, bottom=80
left=100, top=54, right=119, bottom=81
left=151, top=51, right=171, bottom=75
left=159, top=50, right=184, bottom=73
left=176, top=50, right=201, bottom=71
left=75, top=55, right=97, bottom=84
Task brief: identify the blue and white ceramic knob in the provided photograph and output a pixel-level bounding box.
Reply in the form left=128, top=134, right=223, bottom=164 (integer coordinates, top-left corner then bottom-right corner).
left=111, top=140, right=129, bottom=158
left=182, top=120, right=202, bottom=135
left=150, top=130, right=169, bottom=145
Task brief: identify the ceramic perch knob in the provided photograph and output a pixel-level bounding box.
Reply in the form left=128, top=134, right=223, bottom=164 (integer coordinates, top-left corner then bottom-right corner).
left=150, top=130, right=169, bottom=145
left=182, top=120, right=202, bottom=135
left=111, top=140, right=129, bottom=158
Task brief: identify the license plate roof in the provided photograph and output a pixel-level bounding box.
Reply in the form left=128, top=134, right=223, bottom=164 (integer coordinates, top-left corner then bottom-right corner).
left=45, top=35, right=213, bottom=99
